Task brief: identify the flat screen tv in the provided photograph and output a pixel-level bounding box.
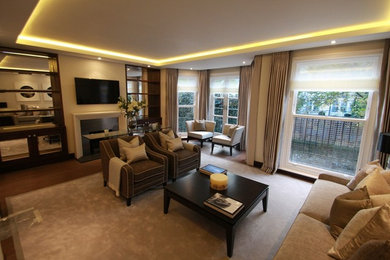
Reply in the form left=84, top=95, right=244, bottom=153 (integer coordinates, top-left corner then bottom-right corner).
left=75, top=77, right=120, bottom=104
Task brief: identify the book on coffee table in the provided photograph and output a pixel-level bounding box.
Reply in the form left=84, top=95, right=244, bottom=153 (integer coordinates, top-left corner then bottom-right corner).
left=199, top=164, right=227, bottom=175
left=204, top=193, right=244, bottom=218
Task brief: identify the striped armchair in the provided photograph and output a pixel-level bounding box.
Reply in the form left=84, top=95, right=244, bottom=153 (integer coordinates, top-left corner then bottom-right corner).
left=100, top=135, right=168, bottom=206
left=143, top=129, right=201, bottom=181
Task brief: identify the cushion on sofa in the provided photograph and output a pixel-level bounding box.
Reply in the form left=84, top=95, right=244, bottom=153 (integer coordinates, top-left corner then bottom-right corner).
left=347, top=160, right=383, bottom=190
left=381, top=169, right=390, bottom=185
left=370, top=194, right=390, bottom=207
left=300, top=179, right=350, bottom=224
left=328, top=203, right=390, bottom=260
left=274, top=214, right=335, bottom=260
left=188, top=131, right=213, bottom=140
left=348, top=240, right=390, bottom=260
left=355, top=171, right=390, bottom=195
left=329, top=187, right=372, bottom=238
left=193, top=120, right=206, bottom=131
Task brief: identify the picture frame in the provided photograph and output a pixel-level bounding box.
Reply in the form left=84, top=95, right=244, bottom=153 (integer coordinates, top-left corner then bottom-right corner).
left=15, top=82, right=40, bottom=101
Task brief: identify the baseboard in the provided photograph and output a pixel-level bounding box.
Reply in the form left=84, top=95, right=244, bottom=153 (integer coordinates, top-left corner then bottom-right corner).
left=277, top=169, right=316, bottom=183
left=253, top=161, right=263, bottom=168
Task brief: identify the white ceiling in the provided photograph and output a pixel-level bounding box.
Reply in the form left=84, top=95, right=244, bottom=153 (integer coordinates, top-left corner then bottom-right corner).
left=1, top=0, right=390, bottom=69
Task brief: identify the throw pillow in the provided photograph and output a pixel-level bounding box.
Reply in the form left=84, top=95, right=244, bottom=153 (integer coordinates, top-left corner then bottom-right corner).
left=355, top=171, right=390, bottom=195
left=328, top=203, right=390, bottom=260
left=193, top=120, right=206, bottom=131
left=370, top=194, right=390, bottom=207
left=123, top=143, right=148, bottom=164
left=118, top=137, right=139, bottom=161
left=227, top=125, right=238, bottom=138
left=348, top=240, right=390, bottom=260
left=381, top=169, right=390, bottom=185
left=347, top=160, right=383, bottom=190
left=159, top=130, right=175, bottom=149
left=166, top=137, right=184, bottom=152
left=329, top=187, right=372, bottom=238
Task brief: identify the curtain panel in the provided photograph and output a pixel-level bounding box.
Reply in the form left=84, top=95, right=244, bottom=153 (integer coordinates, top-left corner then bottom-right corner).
left=379, top=39, right=390, bottom=166
left=260, top=52, right=291, bottom=174
left=166, top=69, right=178, bottom=132
left=238, top=66, right=252, bottom=151
left=246, top=56, right=262, bottom=165
left=198, top=70, right=210, bottom=120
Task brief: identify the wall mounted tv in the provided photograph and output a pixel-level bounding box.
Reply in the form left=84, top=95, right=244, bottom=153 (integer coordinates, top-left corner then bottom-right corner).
left=75, top=77, right=120, bottom=104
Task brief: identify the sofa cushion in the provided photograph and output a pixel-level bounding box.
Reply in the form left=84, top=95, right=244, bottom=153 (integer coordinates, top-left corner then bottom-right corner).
left=300, top=179, right=350, bottom=224
left=193, top=120, right=206, bottom=131
left=188, top=131, right=213, bottom=140
left=166, top=137, right=184, bottom=152
left=274, top=214, right=335, bottom=260
left=123, top=143, right=148, bottom=164
left=159, top=130, right=175, bottom=149
left=370, top=194, right=390, bottom=207
left=328, top=203, right=390, bottom=260
left=347, top=160, right=383, bottom=190
left=329, top=187, right=372, bottom=238
left=118, top=137, right=139, bottom=160
left=227, top=125, right=238, bottom=138
left=130, top=159, right=164, bottom=183
left=176, top=149, right=198, bottom=168
left=212, top=134, right=231, bottom=146
left=348, top=240, right=390, bottom=260
left=355, top=171, right=390, bottom=195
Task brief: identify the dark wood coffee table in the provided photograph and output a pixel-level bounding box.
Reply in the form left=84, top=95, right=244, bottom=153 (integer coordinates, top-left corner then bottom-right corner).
left=164, top=172, right=269, bottom=257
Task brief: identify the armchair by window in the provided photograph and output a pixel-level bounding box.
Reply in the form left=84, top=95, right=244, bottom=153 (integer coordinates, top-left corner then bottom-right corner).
left=211, top=124, right=245, bottom=156
left=100, top=135, right=168, bottom=206
left=185, top=120, right=216, bottom=148
left=143, top=129, right=201, bottom=181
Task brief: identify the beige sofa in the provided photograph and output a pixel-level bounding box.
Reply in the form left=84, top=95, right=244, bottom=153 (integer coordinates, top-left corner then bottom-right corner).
left=185, top=120, right=216, bottom=147
left=274, top=173, right=353, bottom=260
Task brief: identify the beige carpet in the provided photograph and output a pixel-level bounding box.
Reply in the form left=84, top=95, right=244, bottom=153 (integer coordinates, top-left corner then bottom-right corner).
left=7, top=151, right=312, bottom=260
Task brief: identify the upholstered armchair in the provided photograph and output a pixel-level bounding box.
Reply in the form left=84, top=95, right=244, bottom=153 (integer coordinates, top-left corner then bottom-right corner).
left=143, top=129, right=201, bottom=181
left=211, top=124, right=245, bottom=156
left=100, top=135, right=168, bottom=206
left=185, top=120, right=216, bottom=147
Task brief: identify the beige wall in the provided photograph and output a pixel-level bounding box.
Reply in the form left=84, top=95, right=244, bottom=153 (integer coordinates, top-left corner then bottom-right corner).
left=59, top=55, right=127, bottom=154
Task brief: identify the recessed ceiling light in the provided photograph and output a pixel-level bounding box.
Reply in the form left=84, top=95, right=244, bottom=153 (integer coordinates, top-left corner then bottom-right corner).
left=242, top=61, right=246, bottom=64
left=97, top=57, right=102, bottom=60
left=331, top=40, right=337, bottom=45
left=147, top=65, right=151, bottom=67
left=190, top=68, right=193, bottom=70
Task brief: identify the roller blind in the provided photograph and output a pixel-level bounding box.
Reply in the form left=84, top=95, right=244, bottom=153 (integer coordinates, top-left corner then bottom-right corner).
left=210, top=68, right=239, bottom=94
left=178, top=70, right=198, bottom=92
left=290, top=53, right=382, bottom=91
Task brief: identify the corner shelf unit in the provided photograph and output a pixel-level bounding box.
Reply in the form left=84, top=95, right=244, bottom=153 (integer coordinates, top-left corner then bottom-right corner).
left=0, top=47, right=68, bottom=172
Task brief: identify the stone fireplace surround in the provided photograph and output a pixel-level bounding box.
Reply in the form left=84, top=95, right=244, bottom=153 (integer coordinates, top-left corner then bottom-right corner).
left=73, top=111, right=121, bottom=159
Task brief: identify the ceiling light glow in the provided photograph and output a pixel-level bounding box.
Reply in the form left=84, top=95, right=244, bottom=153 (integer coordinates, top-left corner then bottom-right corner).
left=16, top=13, right=390, bottom=66
left=331, top=40, right=337, bottom=44
left=97, top=57, right=102, bottom=60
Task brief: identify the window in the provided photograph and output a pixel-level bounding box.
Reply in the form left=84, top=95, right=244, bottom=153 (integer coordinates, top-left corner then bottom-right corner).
left=210, top=69, right=240, bottom=133
left=177, top=71, right=198, bottom=133
left=280, top=52, right=382, bottom=177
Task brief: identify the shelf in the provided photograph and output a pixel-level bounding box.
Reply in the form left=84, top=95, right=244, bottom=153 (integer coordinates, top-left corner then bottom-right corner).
left=0, top=68, right=57, bottom=75
left=128, top=93, right=160, bottom=96
left=0, top=108, right=60, bottom=113
left=0, top=89, right=60, bottom=93
left=126, top=78, right=160, bottom=84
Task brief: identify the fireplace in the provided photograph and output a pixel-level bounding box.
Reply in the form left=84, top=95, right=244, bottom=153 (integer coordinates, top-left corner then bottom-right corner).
left=73, top=111, right=121, bottom=159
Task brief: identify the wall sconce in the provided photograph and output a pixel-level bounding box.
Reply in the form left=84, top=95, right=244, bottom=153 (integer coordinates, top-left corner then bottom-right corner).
left=377, top=132, right=390, bottom=169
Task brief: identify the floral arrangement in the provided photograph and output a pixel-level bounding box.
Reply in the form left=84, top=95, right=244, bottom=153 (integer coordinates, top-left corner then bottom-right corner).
left=117, top=96, right=146, bottom=118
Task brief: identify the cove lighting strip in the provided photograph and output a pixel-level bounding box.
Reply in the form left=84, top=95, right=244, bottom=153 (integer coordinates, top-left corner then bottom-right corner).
left=2, top=51, right=49, bottom=59
left=17, top=20, right=390, bottom=66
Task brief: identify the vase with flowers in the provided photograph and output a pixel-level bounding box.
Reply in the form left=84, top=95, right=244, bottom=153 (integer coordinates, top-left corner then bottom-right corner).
left=118, top=96, right=146, bottom=134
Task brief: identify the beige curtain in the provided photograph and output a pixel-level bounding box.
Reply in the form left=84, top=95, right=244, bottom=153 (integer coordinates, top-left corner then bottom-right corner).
left=198, top=70, right=210, bottom=120
left=238, top=66, right=252, bottom=151
left=166, top=69, right=178, bottom=132
left=378, top=39, right=390, bottom=166
left=246, top=56, right=262, bottom=165
left=260, top=52, right=291, bottom=174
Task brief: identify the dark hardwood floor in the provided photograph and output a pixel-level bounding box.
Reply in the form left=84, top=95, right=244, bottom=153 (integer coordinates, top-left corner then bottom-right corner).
left=0, top=158, right=101, bottom=216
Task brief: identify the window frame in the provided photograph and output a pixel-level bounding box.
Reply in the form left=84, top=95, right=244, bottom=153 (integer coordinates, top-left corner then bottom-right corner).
left=177, top=91, right=197, bottom=134
left=211, top=93, right=239, bottom=133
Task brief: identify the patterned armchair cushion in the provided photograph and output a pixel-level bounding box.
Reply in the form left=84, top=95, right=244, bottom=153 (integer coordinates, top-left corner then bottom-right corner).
left=131, top=159, right=165, bottom=183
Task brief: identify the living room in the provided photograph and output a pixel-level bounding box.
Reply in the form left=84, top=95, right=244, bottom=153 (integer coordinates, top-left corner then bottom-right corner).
left=1, top=0, right=390, bottom=259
